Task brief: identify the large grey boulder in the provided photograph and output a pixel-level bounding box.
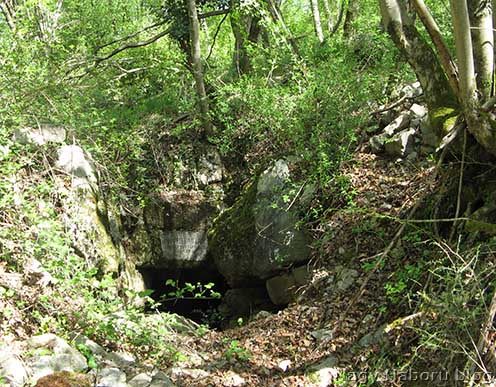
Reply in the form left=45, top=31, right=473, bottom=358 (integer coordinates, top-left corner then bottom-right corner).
left=219, top=288, right=272, bottom=317
left=210, top=159, right=311, bottom=287
left=55, top=145, right=122, bottom=275
left=56, top=145, right=96, bottom=184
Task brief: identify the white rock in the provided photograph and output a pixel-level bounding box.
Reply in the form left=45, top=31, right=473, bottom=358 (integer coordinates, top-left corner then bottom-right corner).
left=98, top=367, right=128, bottom=387
left=384, top=128, right=416, bottom=158
left=277, top=359, right=292, bottom=372
left=14, top=125, right=66, bottom=145
left=169, top=367, right=210, bottom=379
left=128, top=373, right=152, bottom=387
left=307, top=356, right=341, bottom=387
left=409, top=103, right=427, bottom=119
left=56, top=145, right=96, bottom=183
left=383, top=112, right=410, bottom=136
left=223, top=370, right=246, bottom=386
left=197, top=149, right=223, bottom=186
left=0, top=352, right=28, bottom=387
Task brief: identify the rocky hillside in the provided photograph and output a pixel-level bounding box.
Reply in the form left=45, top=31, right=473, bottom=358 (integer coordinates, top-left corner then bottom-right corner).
left=5, top=85, right=492, bottom=387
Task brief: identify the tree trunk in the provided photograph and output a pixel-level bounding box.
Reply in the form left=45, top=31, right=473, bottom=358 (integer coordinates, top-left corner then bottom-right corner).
left=450, top=0, right=496, bottom=155
left=322, top=0, right=333, bottom=34
left=379, top=0, right=455, bottom=111
left=267, top=0, right=300, bottom=57
left=411, top=0, right=459, bottom=96
left=231, top=9, right=261, bottom=76
left=0, top=0, right=17, bottom=31
left=186, top=0, right=213, bottom=137
left=343, top=0, right=359, bottom=39
left=310, top=0, right=324, bottom=43
left=469, top=0, right=494, bottom=99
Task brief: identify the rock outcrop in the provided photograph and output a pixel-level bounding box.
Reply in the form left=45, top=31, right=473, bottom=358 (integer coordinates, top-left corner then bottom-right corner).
left=210, top=159, right=311, bottom=287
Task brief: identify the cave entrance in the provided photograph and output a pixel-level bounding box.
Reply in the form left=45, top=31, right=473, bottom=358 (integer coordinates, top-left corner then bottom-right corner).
left=139, top=266, right=229, bottom=327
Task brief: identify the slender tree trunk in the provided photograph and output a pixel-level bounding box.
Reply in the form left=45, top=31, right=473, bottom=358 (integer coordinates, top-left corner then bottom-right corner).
left=450, top=0, right=477, bottom=105
left=379, top=0, right=455, bottom=111
left=469, top=0, right=494, bottom=99
left=231, top=9, right=261, bottom=76
left=322, top=0, right=333, bottom=34
left=411, top=0, right=459, bottom=96
left=0, top=1, right=17, bottom=31
left=186, top=0, right=213, bottom=137
left=310, top=0, right=324, bottom=43
left=450, top=0, right=496, bottom=155
left=267, top=0, right=300, bottom=57
left=343, top=0, right=359, bottom=39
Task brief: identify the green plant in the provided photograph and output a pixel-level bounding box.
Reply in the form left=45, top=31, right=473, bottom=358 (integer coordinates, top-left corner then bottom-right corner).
left=76, top=344, right=98, bottom=370
left=163, top=279, right=221, bottom=301
left=384, top=263, right=423, bottom=305
left=222, top=339, right=251, bottom=362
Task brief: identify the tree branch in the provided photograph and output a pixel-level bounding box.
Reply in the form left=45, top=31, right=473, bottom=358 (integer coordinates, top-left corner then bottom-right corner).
left=95, top=27, right=171, bottom=64
left=198, top=8, right=231, bottom=19
left=206, top=10, right=229, bottom=62
left=96, top=20, right=169, bottom=52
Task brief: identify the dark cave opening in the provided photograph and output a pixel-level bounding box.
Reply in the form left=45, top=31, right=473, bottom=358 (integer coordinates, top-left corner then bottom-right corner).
left=139, top=266, right=230, bottom=327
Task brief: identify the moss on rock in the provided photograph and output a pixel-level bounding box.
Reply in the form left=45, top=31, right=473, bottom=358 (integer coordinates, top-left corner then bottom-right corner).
left=429, top=107, right=459, bottom=136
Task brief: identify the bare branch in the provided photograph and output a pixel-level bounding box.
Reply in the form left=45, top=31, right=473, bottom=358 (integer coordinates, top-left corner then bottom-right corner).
left=95, top=27, right=171, bottom=64
left=96, top=20, right=169, bottom=52
left=206, top=11, right=229, bottom=62
left=198, top=8, right=231, bottom=19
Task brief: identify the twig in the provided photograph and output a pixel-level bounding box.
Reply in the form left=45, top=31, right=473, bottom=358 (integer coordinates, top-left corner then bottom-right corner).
left=449, top=126, right=467, bottom=242
left=206, top=11, right=229, bottom=62
left=369, top=95, right=407, bottom=116
left=198, top=8, right=231, bottom=19
left=286, top=183, right=306, bottom=211
left=95, top=27, right=172, bottom=64
left=96, top=20, right=169, bottom=52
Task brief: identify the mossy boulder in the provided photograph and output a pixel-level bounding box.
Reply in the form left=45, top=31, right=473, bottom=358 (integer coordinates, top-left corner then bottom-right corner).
left=209, top=160, right=311, bottom=287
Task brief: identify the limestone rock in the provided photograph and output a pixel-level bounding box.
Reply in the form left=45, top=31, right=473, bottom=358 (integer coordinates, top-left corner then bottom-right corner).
left=307, top=356, right=341, bottom=387
left=265, top=265, right=310, bottom=305
left=128, top=373, right=152, bottom=387
left=210, top=159, right=311, bottom=286
left=358, top=325, right=388, bottom=348
left=14, top=125, right=66, bottom=146
left=220, top=288, right=272, bottom=317
left=384, top=128, right=416, bottom=158
left=97, top=367, right=127, bottom=387
left=56, top=145, right=96, bottom=184
left=335, top=267, right=359, bottom=291
left=197, top=149, right=223, bottom=186
left=399, top=81, right=422, bottom=99
left=26, top=334, right=87, bottom=381
left=128, top=190, right=221, bottom=269
left=0, top=351, right=28, bottom=387
left=370, top=112, right=410, bottom=154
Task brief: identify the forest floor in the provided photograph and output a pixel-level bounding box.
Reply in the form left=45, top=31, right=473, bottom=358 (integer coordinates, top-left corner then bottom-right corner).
left=174, top=151, right=439, bottom=387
